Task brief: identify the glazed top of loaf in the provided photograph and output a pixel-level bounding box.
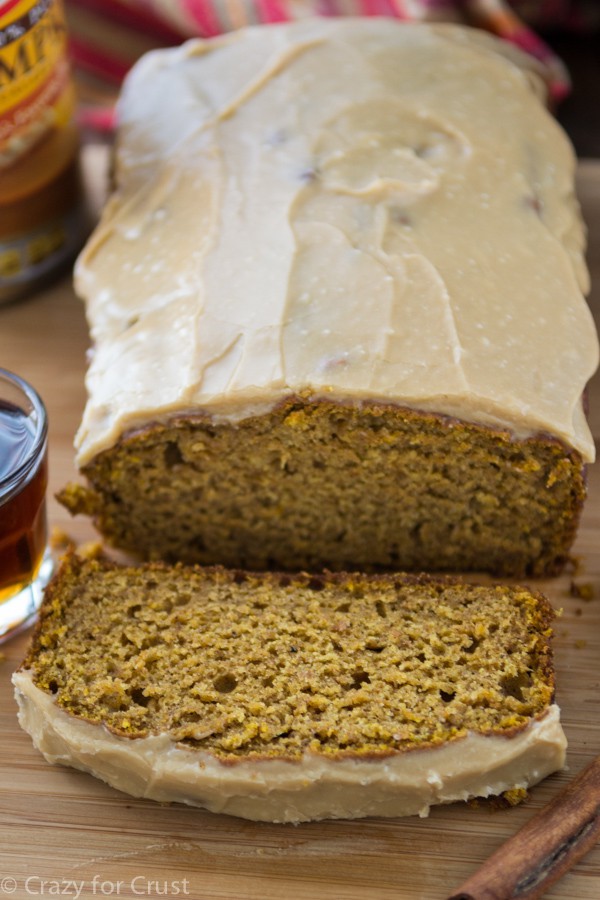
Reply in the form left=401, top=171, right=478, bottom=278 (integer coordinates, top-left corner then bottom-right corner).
left=75, top=19, right=599, bottom=466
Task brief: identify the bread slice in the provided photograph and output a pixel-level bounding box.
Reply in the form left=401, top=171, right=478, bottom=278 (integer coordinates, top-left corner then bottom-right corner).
left=14, top=555, right=566, bottom=822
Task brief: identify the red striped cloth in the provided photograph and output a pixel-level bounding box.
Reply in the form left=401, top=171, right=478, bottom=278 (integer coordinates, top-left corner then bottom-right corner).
left=67, top=0, right=599, bottom=133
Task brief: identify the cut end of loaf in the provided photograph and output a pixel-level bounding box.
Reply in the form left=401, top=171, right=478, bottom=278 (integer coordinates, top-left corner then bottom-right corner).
left=60, top=400, right=586, bottom=578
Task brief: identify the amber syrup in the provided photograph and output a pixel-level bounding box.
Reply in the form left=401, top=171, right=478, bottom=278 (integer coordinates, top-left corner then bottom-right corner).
left=0, top=400, right=48, bottom=602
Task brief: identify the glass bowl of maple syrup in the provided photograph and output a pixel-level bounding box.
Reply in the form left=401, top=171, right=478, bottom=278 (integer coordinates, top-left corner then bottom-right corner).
left=0, top=368, right=53, bottom=642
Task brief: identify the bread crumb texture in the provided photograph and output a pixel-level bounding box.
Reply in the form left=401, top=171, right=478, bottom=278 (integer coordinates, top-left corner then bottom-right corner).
left=23, top=556, right=556, bottom=761
left=60, top=400, right=585, bottom=577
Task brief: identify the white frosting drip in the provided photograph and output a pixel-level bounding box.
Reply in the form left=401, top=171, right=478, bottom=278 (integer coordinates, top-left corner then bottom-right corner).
left=74, top=20, right=598, bottom=466
left=14, top=671, right=566, bottom=823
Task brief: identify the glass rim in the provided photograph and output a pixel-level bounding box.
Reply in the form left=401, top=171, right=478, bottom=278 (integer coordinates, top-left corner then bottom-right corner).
left=0, top=367, right=48, bottom=493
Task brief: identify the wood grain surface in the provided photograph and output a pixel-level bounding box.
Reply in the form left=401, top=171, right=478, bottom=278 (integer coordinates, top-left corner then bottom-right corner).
left=0, top=154, right=599, bottom=900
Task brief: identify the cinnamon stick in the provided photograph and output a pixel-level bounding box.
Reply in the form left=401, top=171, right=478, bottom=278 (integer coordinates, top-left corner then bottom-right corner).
left=447, top=755, right=600, bottom=900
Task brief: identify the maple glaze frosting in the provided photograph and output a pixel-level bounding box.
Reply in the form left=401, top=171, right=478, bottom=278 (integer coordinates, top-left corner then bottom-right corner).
left=74, top=19, right=598, bottom=466
left=14, top=672, right=566, bottom=823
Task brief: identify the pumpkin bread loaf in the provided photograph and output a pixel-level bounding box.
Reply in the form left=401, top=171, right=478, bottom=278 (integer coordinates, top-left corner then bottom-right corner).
left=60, top=20, right=598, bottom=575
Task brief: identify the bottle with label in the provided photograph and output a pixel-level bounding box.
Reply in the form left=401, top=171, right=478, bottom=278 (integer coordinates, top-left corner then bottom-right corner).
left=0, top=0, right=85, bottom=304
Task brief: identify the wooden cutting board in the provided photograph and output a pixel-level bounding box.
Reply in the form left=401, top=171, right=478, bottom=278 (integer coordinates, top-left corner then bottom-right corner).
left=0, top=156, right=599, bottom=900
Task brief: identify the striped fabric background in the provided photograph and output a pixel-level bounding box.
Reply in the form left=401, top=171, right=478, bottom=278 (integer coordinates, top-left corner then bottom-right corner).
left=65, top=0, right=600, bottom=132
